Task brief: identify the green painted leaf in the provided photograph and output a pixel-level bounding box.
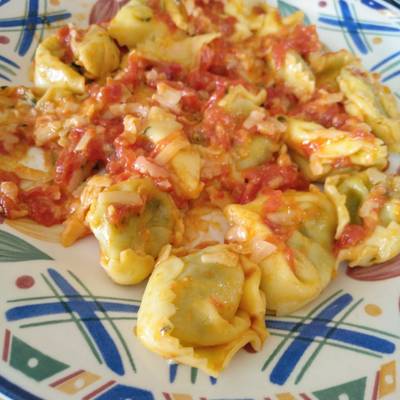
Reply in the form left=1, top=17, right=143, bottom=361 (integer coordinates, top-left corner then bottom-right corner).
left=313, top=377, right=367, bottom=400
left=0, top=229, right=52, bottom=262
left=9, top=335, right=69, bottom=381
left=278, top=0, right=311, bottom=25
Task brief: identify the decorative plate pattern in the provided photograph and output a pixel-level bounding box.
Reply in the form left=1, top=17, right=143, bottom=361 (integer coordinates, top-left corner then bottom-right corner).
left=0, top=1, right=400, bottom=399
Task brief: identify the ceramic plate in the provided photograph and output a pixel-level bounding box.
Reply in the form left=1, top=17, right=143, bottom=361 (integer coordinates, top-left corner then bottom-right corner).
left=0, top=1, right=400, bottom=399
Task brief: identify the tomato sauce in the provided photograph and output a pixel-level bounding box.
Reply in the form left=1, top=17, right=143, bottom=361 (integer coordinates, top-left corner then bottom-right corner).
left=21, top=186, right=65, bottom=226
left=269, top=25, right=321, bottom=68
left=57, top=26, right=74, bottom=64
left=335, top=224, right=368, bottom=250
left=239, top=163, right=308, bottom=204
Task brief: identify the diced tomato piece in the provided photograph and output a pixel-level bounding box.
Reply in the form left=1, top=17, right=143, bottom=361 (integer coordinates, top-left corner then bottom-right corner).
left=0, top=170, right=20, bottom=184
left=263, top=190, right=284, bottom=213
left=266, top=83, right=297, bottom=114
left=269, top=25, right=321, bottom=69
left=0, top=142, right=9, bottom=155
left=54, top=150, right=85, bottom=187
left=288, top=25, right=321, bottom=56
left=220, top=16, right=236, bottom=35
left=94, top=117, right=124, bottom=143
left=181, top=93, right=203, bottom=112
left=199, top=39, right=231, bottom=75
left=86, top=137, right=106, bottom=162
left=300, top=141, right=321, bottom=157
left=0, top=193, right=18, bottom=218
left=157, top=62, right=182, bottom=81
left=57, top=26, right=74, bottom=64
left=21, top=186, right=65, bottom=226
left=107, top=203, right=143, bottom=226
left=120, top=55, right=146, bottom=86
left=202, top=106, right=236, bottom=150
left=293, top=98, right=348, bottom=128
left=98, top=82, right=123, bottom=104
left=336, top=224, right=368, bottom=250
left=240, top=163, right=308, bottom=204
left=107, top=135, right=154, bottom=176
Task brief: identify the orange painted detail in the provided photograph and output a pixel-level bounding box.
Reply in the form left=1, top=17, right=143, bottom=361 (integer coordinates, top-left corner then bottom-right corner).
left=379, top=360, right=397, bottom=398
left=364, top=304, right=382, bottom=317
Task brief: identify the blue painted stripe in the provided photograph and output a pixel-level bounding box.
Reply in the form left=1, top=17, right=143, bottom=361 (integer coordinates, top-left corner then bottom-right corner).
left=267, top=292, right=396, bottom=385
left=339, top=0, right=368, bottom=54
left=48, top=269, right=125, bottom=375
left=169, top=363, right=178, bottom=383
left=0, top=55, right=19, bottom=69
left=0, top=72, right=11, bottom=82
left=18, top=0, right=39, bottom=56
left=268, top=321, right=395, bottom=353
left=319, top=17, right=400, bottom=33
left=0, top=12, right=71, bottom=28
left=0, top=374, right=42, bottom=400
left=361, top=0, right=386, bottom=10
left=371, top=50, right=400, bottom=71
left=6, top=301, right=138, bottom=320
left=382, top=69, right=400, bottom=82
left=319, top=16, right=400, bottom=33
left=269, top=294, right=353, bottom=385
left=95, top=384, right=154, bottom=400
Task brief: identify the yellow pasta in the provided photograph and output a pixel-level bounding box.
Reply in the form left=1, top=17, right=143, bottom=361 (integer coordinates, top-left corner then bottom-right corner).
left=2, top=0, right=400, bottom=377
left=137, top=244, right=267, bottom=376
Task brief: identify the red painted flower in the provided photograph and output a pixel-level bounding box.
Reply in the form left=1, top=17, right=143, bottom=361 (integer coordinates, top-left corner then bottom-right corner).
left=347, top=255, right=400, bottom=281
left=89, top=0, right=129, bottom=24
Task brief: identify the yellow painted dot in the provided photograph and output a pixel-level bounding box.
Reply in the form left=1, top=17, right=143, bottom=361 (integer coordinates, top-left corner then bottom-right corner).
left=365, top=304, right=382, bottom=316
left=50, top=0, right=60, bottom=5
left=75, top=13, right=86, bottom=21
left=373, top=37, right=382, bottom=45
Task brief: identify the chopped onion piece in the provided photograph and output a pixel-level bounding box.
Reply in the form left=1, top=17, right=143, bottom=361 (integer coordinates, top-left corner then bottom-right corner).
left=0, top=181, right=18, bottom=201
left=366, top=168, right=386, bottom=185
left=19, top=147, right=48, bottom=172
left=123, top=115, right=138, bottom=134
left=154, top=137, right=188, bottom=165
left=251, top=239, right=277, bottom=262
left=201, top=250, right=238, bottom=267
left=75, top=131, right=93, bottom=152
left=98, top=191, right=143, bottom=206
left=226, top=225, right=249, bottom=242
left=153, top=82, right=182, bottom=111
left=243, top=109, right=266, bottom=129
left=133, top=156, right=169, bottom=178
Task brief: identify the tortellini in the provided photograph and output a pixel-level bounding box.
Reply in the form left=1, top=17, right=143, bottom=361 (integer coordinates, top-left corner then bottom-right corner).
left=284, top=118, right=387, bottom=180
left=234, top=134, right=280, bottom=170
left=308, top=49, right=356, bottom=90
left=71, top=25, right=120, bottom=79
left=224, top=0, right=269, bottom=40
left=108, top=0, right=167, bottom=47
left=136, top=244, right=267, bottom=376
left=224, top=0, right=303, bottom=39
left=338, top=66, right=400, bottom=152
left=224, top=189, right=337, bottom=315
left=136, top=32, right=220, bottom=69
left=34, top=36, right=85, bottom=93
left=86, top=177, right=182, bottom=284
left=162, top=0, right=189, bottom=31
left=325, top=168, right=400, bottom=267
left=145, top=107, right=203, bottom=199
left=109, top=0, right=219, bottom=69
left=218, top=85, right=266, bottom=117
left=275, top=50, right=316, bottom=102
